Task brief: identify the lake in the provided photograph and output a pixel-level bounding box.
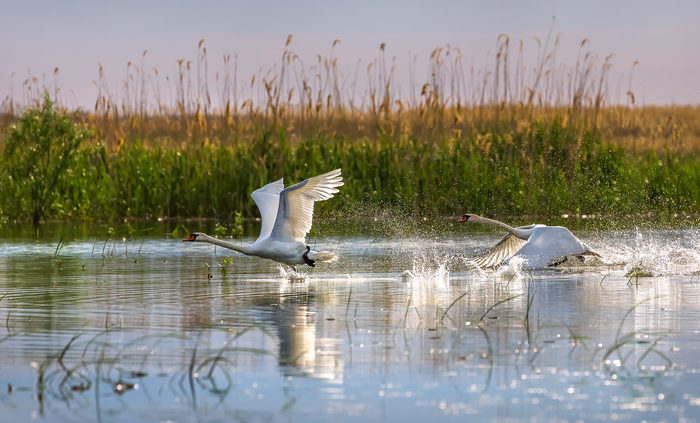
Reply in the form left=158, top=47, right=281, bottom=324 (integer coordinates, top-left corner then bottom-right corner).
left=0, top=220, right=699, bottom=422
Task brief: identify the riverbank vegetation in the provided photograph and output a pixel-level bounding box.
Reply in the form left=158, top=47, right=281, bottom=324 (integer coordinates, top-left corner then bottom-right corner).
left=1, top=36, right=698, bottom=224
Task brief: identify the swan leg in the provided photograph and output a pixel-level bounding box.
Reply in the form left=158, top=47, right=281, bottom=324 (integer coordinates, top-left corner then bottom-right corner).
left=302, top=246, right=315, bottom=267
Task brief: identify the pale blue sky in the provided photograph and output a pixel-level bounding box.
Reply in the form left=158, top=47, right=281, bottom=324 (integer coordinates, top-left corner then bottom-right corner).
left=1, top=0, right=698, bottom=108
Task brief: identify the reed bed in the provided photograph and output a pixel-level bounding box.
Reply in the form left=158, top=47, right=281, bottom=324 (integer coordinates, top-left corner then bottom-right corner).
left=0, top=35, right=698, bottom=222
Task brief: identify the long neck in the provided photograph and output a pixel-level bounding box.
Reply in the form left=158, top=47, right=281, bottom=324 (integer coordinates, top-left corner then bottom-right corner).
left=472, top=216, right=528, bottom=239
left=472, top=216, right=515, bottom=232
left=199, top=235, right=253, bottom=255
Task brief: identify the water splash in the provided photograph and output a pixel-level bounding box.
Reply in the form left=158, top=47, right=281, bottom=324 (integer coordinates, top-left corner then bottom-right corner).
left=398, top=238, right=453, bottom=280
left=495, top=256, right=527, bottom=279
left=595, top=229, right=700, bottom=276
left=277, top=265, right=309, bottom=281
left=452, top=228, right=700, bottom=277
left=403, top=257, right=451, bottom=280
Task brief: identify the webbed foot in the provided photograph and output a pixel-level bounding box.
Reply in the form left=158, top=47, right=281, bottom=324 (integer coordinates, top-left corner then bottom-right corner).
left=302, top=246, right=316, bottom=267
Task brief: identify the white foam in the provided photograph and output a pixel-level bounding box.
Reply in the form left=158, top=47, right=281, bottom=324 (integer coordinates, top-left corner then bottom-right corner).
left=595, top=228, right=700, bottom=277
left=277, top=265, right=310, bottom=281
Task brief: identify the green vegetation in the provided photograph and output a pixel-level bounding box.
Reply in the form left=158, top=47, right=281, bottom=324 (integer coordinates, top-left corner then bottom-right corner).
left=1, top=36, right=699, bottom=224
left=0, top=104, right=699, bottom=223
left=2, top=94, right=91, bottom=224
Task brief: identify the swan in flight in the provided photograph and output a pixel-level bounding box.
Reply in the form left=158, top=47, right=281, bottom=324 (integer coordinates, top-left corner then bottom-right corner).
left=184, top=169, right=343, bottom=269
left=458, top=214, right=601, bottom=268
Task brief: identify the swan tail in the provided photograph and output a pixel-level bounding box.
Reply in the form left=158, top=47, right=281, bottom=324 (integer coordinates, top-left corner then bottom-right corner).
left=309, top=250, right=338, bottom=263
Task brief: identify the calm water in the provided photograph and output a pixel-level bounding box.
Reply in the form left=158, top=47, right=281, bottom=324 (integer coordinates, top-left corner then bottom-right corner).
left=1, top=223, right=700, bottom=422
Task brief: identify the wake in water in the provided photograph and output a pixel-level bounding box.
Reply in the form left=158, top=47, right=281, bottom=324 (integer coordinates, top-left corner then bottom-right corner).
left=393, top=228, right=700, bottom=279
left=400, top=252, right=451, bottom=281
left=277, top=265, right=310, bottom=281
left=468, top=228, right=700, bottom=277
left=595, top=228, right=700, bottom=277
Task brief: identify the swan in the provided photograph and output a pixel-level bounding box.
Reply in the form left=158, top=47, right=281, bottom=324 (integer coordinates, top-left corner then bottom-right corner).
left=458, top=214, right=601, bottom=268
left=184, top=169, right=343, bottom=269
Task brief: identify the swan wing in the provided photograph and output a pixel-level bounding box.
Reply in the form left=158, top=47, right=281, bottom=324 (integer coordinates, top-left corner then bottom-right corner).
left=269, top=169, right=344, bottom=243
left=472, top=233, right=528, bottom=268
left=512, top=226, right=599, bottom=268
left=251, top=178, right=284, bottom=243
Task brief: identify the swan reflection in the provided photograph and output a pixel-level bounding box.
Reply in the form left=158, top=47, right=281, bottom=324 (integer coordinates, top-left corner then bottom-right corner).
left=271, top=279, right=343, bottom=381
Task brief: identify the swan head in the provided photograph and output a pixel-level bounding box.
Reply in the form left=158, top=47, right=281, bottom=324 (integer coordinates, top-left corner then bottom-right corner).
left=457, top=213, right=479, bottom=223
left=183, top=232, right=207, bottom=242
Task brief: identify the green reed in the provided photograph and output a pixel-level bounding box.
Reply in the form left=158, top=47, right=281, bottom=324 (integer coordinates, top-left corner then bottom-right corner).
left=1, top=34, right=699, bottom=224
left=1, top=114, right=700, bottom=223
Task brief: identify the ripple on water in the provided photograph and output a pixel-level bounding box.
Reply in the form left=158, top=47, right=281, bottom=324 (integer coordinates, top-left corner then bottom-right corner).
left=0, top=230, right=699, bottom=422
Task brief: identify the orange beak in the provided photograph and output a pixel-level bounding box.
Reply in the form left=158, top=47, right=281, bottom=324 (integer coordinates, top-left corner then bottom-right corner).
left=457, top=215, right=469, bottom=222
left=183, top=234, right=197, bottom=242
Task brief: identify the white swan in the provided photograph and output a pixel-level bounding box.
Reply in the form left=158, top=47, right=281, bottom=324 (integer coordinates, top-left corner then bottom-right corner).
left=458, top=214, right=600, bottom=268
left=184, top=169, right=343, bottom=268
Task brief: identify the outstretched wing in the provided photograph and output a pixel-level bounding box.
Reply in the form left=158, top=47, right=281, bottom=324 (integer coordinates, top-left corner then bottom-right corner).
left=269, top=169, right=344, bottom=243
left=470, top=224, right=537, bottom=268
left=471, top=234, right=527, bottom=267
left=251, top=178, right=284, bottom=243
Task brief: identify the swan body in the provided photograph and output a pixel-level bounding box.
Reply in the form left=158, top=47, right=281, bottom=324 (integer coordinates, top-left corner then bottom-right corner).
left=458, top=214, right=600, bottom=268
left=184, top=169, right=343, bottom=267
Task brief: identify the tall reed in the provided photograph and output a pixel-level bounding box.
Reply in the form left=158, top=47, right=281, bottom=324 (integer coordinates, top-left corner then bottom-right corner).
left=1, top=35, right=698, bottom=153
left=1, top=117, right=699, bottom=222
left=0, top=35, right=698, bottom=223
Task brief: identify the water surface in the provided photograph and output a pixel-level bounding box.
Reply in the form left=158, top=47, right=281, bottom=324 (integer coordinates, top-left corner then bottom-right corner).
left=1, top=224, right=700, bottom=422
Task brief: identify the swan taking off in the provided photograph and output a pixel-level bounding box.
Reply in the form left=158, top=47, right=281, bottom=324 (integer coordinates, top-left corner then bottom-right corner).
left=458, top=214, right=601, bottom=268
left=184, top=169, right=343, bottom=268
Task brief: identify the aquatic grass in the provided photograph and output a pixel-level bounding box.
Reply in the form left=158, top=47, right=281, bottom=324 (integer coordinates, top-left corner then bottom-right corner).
left=599, top=296, right=671, bottom=369
left=478, top=325, right=495, bottom=393
left=48, top=236, right=66, bottom=280
left=187, top=331, right=201, bottom=409
left=0, top=283, right=681, bottom=418
left=194, top=355, right=234, bottom=396
left=0, top=332, right=18, bottom=346
left=197, top=325, right=266, bottom=383
left=561, top=321, right=589, bottom=352
left=216, top=256, right=234, bottom=278
left=5, top=309, right=11, bottom=333
left=57, top=333, right=82, bottom=374
left=281, top=398, right=297, bottom=413
left=136, top=334, right=178, bottom=374
left=440, top=291, right=468, bottom=324
left=96, top=251, right=126, bottom=279
left=402, top=295, right=412, bottom=326
left=637, top=335, right=673, bottom=369
left=345, top=287, right=352, bottom=318
left=213, top=222, right=227, bottom=237
left=171, top=224, right=189, bottom=239
left=524, top=280, right=536, bottom=343
left=478, top=294, right=522, bottom=325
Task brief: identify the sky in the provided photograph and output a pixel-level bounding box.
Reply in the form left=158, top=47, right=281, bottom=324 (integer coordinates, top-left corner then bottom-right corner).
left=1, top=0, right=699, bottom=109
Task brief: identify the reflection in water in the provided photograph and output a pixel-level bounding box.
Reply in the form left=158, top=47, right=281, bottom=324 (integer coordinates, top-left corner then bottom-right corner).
left=276, top=280, right=318, bottom=371
left=0, top=231, right=699, bottom=422
left=266, top=279, right=343, bottom=380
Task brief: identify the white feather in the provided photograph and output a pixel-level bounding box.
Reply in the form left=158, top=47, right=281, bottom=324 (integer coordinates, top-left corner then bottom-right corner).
left=464, top=216, right=600, bottom=269
left=472, top=232, right=528, bottom=267
left=185, top=169, right=344, bottom=268
left=250, top=178, right=284, bottom=243
left=270, top=169, right=344, bottom=243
